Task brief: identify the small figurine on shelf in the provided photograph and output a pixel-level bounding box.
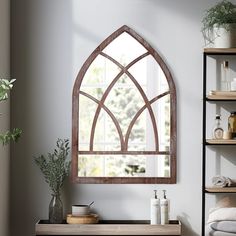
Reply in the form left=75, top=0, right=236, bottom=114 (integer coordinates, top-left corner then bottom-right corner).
left=212, top=115, right=224, bottom=139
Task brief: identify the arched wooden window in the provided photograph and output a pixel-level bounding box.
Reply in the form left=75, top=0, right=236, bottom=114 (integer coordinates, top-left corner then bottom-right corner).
left=72, top=25, right=176, bottom=184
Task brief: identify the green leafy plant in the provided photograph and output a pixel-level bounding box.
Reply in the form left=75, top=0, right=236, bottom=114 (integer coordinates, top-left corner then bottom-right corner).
left=34, top=139, right=71, bottom=195
left=0, top=79, right=22, bottom=145
left=201, top=0, right=236, bottom=45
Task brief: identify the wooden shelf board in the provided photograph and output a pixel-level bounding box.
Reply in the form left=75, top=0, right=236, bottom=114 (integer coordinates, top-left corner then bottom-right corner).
left=35, top=220, right=181, bottom=235
left=206, top=95, right=236, bottom=101
left=204, top=48, right=236, bottom=54
left=205, top=187, right=236, bottom=193
left=206, top=139, right=236, bottom=145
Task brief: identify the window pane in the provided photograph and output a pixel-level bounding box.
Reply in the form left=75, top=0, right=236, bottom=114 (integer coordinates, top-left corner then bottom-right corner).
left=81, top=55, right=121, bottom=86
left=94, top=111, right=121, bottom=151
left=80, top=87, right=104, bottom=101
left=103, top=32, right=147, bottom=66
left=128, top=111, right=146, bottom=150
left=78, top=155, right=103, bottom=177
left=79, top=95, right=98, bottom=146
left=78, top=155, right=170, bottom=177
left=104, top=76, right=145, bottom=137
left=129, top=55, right=169, bottom=100
left=151, top=95, right=170, bottom=150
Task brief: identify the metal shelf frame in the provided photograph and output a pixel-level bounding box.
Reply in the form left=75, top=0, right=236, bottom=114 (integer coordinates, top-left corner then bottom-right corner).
left=202, top=49, right=236, bottom=236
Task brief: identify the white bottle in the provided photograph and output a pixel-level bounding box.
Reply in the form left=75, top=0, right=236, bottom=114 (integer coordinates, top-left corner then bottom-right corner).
left=160, top=190, right=169, bottom=225
left=150, top=190, right=161, bottom=225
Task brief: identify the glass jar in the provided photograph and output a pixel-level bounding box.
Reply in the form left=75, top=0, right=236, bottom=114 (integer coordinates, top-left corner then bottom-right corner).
left=49, top=193, right=63, bottom=224
left=228, top=111, right=236, bottom=139
left=221, top=60, right=231, bottom=91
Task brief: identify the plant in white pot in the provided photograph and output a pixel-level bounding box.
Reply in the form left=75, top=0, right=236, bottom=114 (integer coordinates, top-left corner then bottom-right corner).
left=201, top=0, right=236, bottom=48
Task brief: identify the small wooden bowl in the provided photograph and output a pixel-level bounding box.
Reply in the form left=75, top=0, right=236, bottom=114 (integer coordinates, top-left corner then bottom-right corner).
left=66, top=214, right=99, bottom=224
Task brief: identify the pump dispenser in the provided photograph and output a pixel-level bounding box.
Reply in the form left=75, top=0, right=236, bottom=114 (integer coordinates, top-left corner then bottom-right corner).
left=150, top=190, right=161, bottom=225
left=160, top=190, right=169, bottom=225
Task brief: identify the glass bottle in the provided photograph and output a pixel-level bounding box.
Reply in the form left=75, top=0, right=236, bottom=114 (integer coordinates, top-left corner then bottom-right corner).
left=212, top=115, right=224, bottom=139
left=228, top=111, right=236, bottom=139
left=49, top=193, right=63, bottom=224
left=221, top=61, right=231, bottom=91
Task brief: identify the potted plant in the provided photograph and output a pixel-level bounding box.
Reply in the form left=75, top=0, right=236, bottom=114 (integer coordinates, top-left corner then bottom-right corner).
left=0, top=79, right=21, bottom=144
left=201, top=0, right=236, bottom=48
left=34, top=138, right=71, bottom=223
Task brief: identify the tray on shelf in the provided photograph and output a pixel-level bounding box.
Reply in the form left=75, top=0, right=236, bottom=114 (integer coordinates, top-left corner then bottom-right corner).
left=35, top=220, right=181, bottom=235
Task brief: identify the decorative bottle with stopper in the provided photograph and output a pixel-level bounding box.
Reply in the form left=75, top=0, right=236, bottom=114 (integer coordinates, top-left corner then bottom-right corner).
left=150, top=190, right=161, bottom=225
left=212, top=115, right=224, bottom=139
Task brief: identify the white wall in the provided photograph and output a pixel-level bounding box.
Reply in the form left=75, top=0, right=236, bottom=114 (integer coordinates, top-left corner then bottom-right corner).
left=10, top=1, right=236, bottom=236
left=0, top=0, right=10, bottom=235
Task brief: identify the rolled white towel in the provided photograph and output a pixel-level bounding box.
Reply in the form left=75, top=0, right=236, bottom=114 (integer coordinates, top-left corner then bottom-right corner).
left=208, top=207, right=236, bottom=223
left=212, top=176, right=236, bottom=187
left=206, top=223, right=236, bottom=236
left=211, top=221, right=236, bottom=234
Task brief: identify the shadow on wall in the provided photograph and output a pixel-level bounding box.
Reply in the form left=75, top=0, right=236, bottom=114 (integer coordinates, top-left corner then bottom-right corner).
left=178, top=213, right=199, bottom=236
left=150, top=0, right=211, bottom=21
left=62, top=178, right=73, bottom=216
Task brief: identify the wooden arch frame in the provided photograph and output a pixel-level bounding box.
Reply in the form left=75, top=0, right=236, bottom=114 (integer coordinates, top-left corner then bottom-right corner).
left=72, top=25, right=177, bottom=184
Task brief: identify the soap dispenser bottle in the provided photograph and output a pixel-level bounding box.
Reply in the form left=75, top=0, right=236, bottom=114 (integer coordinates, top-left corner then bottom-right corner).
left=160, top=190, right=169, bottom=225
left=150, top=190, right=161, bottom=225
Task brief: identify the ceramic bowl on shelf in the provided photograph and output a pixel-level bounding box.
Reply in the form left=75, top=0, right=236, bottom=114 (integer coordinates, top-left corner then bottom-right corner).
left=72, top=205, right=90, bottom=216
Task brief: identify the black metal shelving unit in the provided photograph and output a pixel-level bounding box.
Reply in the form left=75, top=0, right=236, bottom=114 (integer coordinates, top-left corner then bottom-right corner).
left=202, top=48, right=236, bottom=236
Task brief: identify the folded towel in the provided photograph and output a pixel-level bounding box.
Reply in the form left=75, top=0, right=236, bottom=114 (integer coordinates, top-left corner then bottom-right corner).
left=212, top=176, right=236, bottom=187
left=211, top=221, right=236, bottom=234
left=206, top=223, right=236, bottom=236
left=208, top=207, right=236, bottom=223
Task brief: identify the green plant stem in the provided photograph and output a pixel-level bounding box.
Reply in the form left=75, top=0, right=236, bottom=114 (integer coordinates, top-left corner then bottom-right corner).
left=34, top=139, right=71, bottom=195
left=0, top=78, right=22, bottom=145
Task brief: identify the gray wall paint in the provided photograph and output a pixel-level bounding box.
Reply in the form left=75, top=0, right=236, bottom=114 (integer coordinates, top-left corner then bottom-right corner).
left=10, top=1, right=236, bottom=236
left=0, top=0, right=10, bottom=235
